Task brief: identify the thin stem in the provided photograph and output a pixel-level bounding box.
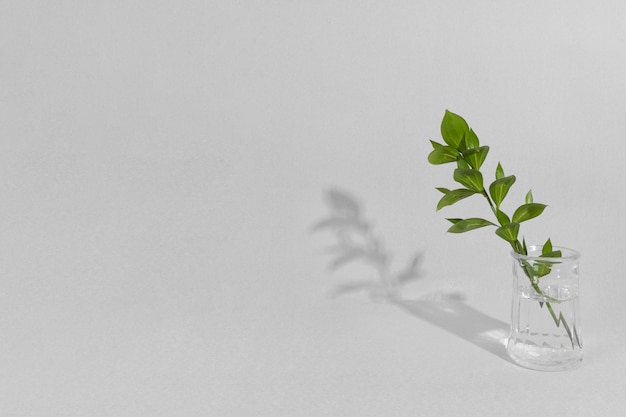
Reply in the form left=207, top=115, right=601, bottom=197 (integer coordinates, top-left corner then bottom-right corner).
left=458, top=157, right=577, bottom=349
left=523, top=266, right=577, bottom=349
left=480, top=177, right=577, bottom=348
left=531, top=283, right=576, bottom=349
left=481, top=190, right=499, bottom=218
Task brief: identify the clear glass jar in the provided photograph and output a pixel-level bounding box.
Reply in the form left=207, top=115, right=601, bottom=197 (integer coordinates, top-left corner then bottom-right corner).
left=507, top=246, right=582, bottom=371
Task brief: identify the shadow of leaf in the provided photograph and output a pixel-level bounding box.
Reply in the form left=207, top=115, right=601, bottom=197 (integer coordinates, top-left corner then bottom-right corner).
left=311, top=217, right=369, bottom=233
left=396, top=252, right=424, bottom=284
left=328, top=280, right=378, bottom=298
left=326, top=188, right=361, bottom=218
left=326, top=248, right=366, bottom=270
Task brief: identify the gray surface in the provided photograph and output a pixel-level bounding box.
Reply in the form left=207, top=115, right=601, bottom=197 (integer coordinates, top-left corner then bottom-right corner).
left=1, top=1, right=624, bottom=415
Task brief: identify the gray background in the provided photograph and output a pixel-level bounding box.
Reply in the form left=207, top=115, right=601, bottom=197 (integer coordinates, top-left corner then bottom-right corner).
left=1, top=1, right=625, bottom=415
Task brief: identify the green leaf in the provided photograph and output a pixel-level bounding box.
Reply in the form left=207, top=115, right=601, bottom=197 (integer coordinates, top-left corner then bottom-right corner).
left=447, top=218, right=496, bottom=233
left=446, top=218, right=463, bottom=224
left=488, top=175, right=516, bottom=208
left=541, top=239, right=562, bottom=258
left=512, top=203, right=547, bottom=223
left=463, top=146, right=490, bottom=170
left=534, top=262, right=552, bottom=278
left=525, top=190, right=534, bottom=204
left=542, top=238, right=553, bottom=255
left=495, top=162, right=504, bottom=180
left=534, top=256, right=562, bottom=277
left=430, top=140, right=444, bottom=149
left=464, top=128, right=480, bottom=149
left=495, top=222, right=520, bottom=243
left=453, top=168, right=484, bottom=192
left=436, top=187, right=450, bottom=194
left=441, top=110, right=469, bottom=149
left=540, top=251, right=562, bottom=258
left=457, top=159, right=470, bottom=169
left=436, top=189, right=478, bottom=211
left=428, top=146, right=458, bottom=165
left=495, top=209, right=510, bottom=226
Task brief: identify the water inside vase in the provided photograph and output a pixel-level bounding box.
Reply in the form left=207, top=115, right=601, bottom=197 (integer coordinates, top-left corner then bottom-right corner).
left=507, top=285, right=582, bottom=371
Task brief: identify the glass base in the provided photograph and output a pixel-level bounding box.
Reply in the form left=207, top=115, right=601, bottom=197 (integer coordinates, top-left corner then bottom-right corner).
left=507, top=340, right=583, bottom=371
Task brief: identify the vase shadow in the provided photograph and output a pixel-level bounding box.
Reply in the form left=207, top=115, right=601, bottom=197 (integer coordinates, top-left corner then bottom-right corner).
left=390, top=291, right=514, bottom=364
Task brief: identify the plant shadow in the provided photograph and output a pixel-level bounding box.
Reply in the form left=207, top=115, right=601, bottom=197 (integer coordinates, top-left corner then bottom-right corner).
left=311, top=187, right=423, bottom=300
left=312, top=187, right=514, bottom=365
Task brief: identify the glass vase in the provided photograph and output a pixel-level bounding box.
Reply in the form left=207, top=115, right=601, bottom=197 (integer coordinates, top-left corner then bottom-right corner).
left=507, top=246, right=582, bottom=371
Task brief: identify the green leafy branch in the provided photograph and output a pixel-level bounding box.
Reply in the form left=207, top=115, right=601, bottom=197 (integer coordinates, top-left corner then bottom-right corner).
left=428, top=110, right=555, bottom=257
left=427, top=110, right=576, bottom=346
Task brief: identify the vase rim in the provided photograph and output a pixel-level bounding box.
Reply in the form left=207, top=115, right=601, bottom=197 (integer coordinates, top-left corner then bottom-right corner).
left=511, top=245, right=580, bottom=261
